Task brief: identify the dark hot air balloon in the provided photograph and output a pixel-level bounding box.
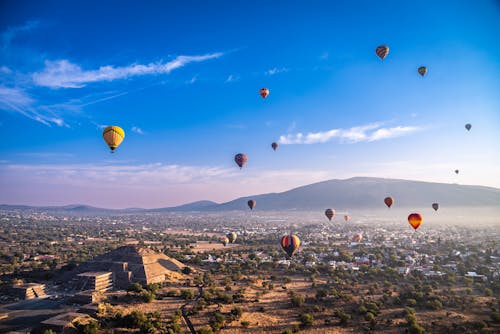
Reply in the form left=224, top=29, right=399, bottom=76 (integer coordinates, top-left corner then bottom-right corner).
left=325, top=208, right=335, bottom=221
left=280, top=234, right=301, bottom=257
left=455, top=169, right=459, bottom=174
left=384, top=197, right=394, bottom=208
left=234, top=153, right=247, bottom=169
left=408, top=213, right=423, bottom=230
left=465, top=124, right=471, bottom=131
left=259, top=88, right=269, bottom=99
left=375, top=45, right=389, bottom=60
left=418, top=66, right=427, bottom=77
left=432, top=203, right=439, bottom=211
left=103, top=126, right=125, bottom=153
left=247, top=199, right=256, bottom=210
left=271, top=142, right=278, bottom=151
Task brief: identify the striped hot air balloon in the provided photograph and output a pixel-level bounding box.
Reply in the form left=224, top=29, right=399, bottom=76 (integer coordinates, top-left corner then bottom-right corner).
left=280, top=234, right=301, bottom=258
left=234, top=153, right=248, bottom=169
left=375, top=45, right=389, bottom=60
left=102, top=126, right=125, bottom=153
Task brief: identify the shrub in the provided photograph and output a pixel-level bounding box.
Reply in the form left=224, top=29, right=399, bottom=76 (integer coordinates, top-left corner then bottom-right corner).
left=241, top=320, right=250, bottom=328
left=300, top=313, right=314, bottom=327
left=180, top=289, right=195, bottom=300
left=182, top=266, right=192, bottom=274
left=291, top=295, right=305, bottom=307
left=364, top=312, right=375, bottom=322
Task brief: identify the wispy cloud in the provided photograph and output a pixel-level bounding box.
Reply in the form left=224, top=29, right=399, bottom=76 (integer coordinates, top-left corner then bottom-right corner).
left=225, top=74, right=239, bottom=83
left=33, top=52, right=224, bottom=88
left=0, top=86, right=65, bottom=126
left=131, top=126, right=144, bottom=134
left=279, top=123, right=421, bottom=145
left=186, top=75, right=198, bottom=84
left=265, top=67, right=289, bottom=75
left=2, top=20, right=40, bottom=49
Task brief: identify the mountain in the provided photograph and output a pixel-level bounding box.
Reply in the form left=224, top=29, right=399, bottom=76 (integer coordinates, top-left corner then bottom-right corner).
left=207, top=177, right=500, bottom=211
left=1, top=177, right=499, bottom=213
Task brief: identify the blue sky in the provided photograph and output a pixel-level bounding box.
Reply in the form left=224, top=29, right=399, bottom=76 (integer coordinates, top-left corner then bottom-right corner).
left=0, top=0, right=499, bottom=208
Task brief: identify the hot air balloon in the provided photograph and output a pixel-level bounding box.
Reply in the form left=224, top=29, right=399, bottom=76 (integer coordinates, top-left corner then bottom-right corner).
left=384, top=197, right=394, bottom=208
left=102, top=126, right=125, bottom=152
left=465, top=123, right=471, bottom=131
left=408, top=213, right=423, bottom=231
left=280, top=234, right=300, bottom=258
left=325, top=208, right=335, bottom=221
left=352, top=234, right=363, bottom=243
left=418, top=66, right=427, bottom=77
left=455, top=169, right=459, bottom=174
left=247, top=199, right=256, bottom=210
left=227, top=232, right=237, bottom=243
left=375, top=45, right=389, bottom=60
left=222, top=237, right=229, bottom=247
left=259, top=88, right=269, bottom=99
left=432, top=203, right=439, bottom=211
left=344, top=215, right=350, bottom=222
left=271, top=142, right=278, bottom=151
left=234, top=153, right=247, bottom=169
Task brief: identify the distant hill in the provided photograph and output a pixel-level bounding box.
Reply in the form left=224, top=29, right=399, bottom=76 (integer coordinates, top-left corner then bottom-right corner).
left=1, top=177, right=499, bottom=213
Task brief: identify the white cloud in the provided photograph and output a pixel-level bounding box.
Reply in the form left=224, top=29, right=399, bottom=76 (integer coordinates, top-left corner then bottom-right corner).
left=186, top=75, right=198, bottom=84
left=33, top=52, right=223, bottom=88
left=0, top=86, right=65, bottom=126
left=225, top=74, right=239, bottom=83
left=265, top=67, right=289, bottom=75
left=279, top=123, right=421, bottom=145
left=131, top=126, right=144, bottom=134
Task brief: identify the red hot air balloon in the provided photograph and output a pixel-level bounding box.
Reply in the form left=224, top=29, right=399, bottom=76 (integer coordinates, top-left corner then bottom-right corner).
left=280, top=234, right=301, bottom=257
left=259, top=88, right=269, bottom=99
left=247, top=199, right=256, bottom=210
left=384, top=197, right=394, bottom=208
left=408, top=213, right=423, bottom=230
left=234, top=153, right=247, bottom=169
left=325, top=208, right=335, bottom=221
left=271, top=142, right=278, bottom=151
left=432, top=203, right=439, bottom=211
left=375, top=45, right=389, bottom=60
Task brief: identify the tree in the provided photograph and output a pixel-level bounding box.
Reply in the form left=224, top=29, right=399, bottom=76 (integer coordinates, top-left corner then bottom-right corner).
left=300, top=313, right=314, bottom=327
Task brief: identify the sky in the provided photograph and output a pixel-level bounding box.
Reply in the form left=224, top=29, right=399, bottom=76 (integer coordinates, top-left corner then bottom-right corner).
left=0, top=0, right=499, bottom=208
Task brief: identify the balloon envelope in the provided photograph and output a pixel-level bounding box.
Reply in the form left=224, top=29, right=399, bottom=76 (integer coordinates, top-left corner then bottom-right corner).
left=325, top=208, right=335, bottom=221
left=344, top=215, right=350, bottom=222
left=408, top=213, right=423, bottom=230
left=247, top=199, right=256, bottom=210
left=384, top=197, right=394, bottom=208
left=432, top=203, right=439, bottom=211
left=375, top=45, right=389, bottom=59
left=234, top=153, right=248, bottom=169
left=352, top=234, right=363, bottom=243
left=227, top=232, right=237, bottom=243
left=103, top=126, right=125, bottom=151
left=222, top=237, right=229, bottom=247
left=280, top=234, right=300, bottom=257
left=271, top=142, right=278, bottom=151
left=455, top=169, right=459, bottom=174
left=418, top=66, right=427, bottom=77
left=465, top=124, right=471, bottom=131
left=259, top=88, right=269, bottom=99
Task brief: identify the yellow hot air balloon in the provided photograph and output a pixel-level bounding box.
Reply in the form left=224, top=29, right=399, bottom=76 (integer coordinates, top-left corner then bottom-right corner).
left=103, top=126, right=125, bottom=152
left=408, top=213, right=423, bottom=231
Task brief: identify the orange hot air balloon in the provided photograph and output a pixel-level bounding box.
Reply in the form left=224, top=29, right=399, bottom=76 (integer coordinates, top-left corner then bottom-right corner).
left=384, top=197, right=394, bottom=208
left=280, top=234, right=301, bottom=257
left=247, top=199, right=256, bottom=210
left=271, top=142, right=278, bottom=151
left=344, top=215, right=350, bottom=222
left=325, top=208, right=335, bottom=221
left=222, top=236, right=229, bottom=247
left=408, top=213, right=423, bottom=230
left=375, top=45, right=389, bottom=60
left=418, top=66, right=427, bottom=77
left=352, top=234, right=363, bottom=243
left=259, top=88, right=269, bottom=99
left=234, top=153, right=247, bottom=169
left=432, top=203, right=439, bottom=211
